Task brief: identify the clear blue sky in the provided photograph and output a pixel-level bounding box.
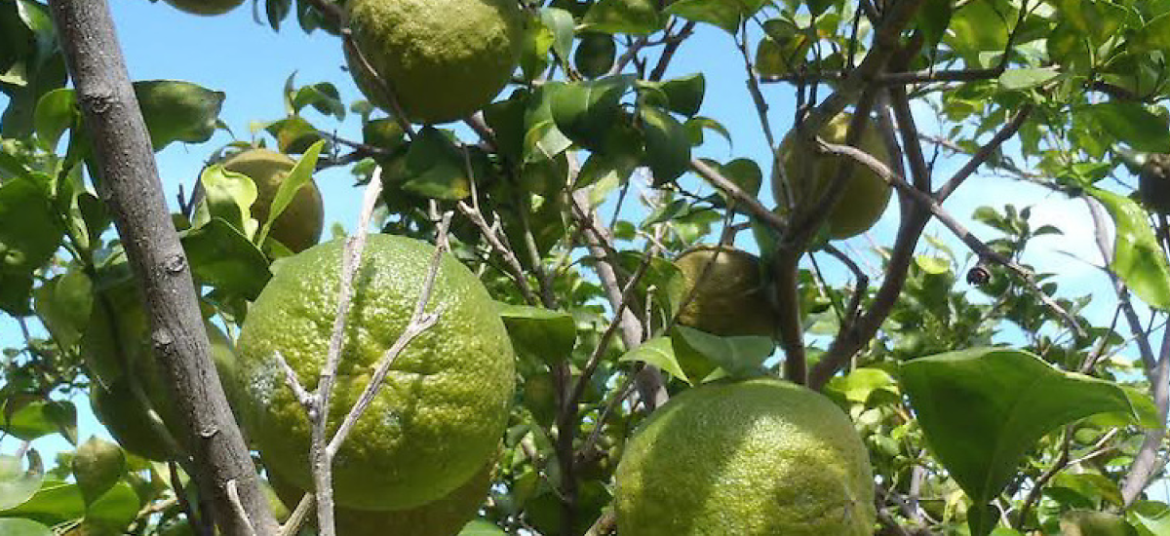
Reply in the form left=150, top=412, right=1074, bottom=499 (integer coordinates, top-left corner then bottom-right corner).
left=2, top=0, right=1156, bottom=495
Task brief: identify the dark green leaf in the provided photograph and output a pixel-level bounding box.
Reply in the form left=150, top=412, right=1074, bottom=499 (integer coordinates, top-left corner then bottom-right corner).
left=574, top=32, right=617, bottom=79
left=0, top=174, right=64, bottom=276
left=1085, top=102, right=1170, bottom=153
left=402, top=126, right=472, bottom=200
left=901, top=347, right=1141, bottom=510
left=671, top=326, right=773, bottom=379
left=663, top=0, right=742, bottom=33
left=0, top=450, right=44, bottom=510
left=618, top=336, right=689, bottom=384
left=182, top=218, right=272, bottom=300
left=684, top=116, right=732, bottom=148
left=361, top=118, right=405, bottom=152
left=582, top=0, right=665, bottom=35
left=639, top=106, right=691, bottom=185
left=1131, top=12, right=1170, bottom=55
left=498, top=303, right=578, bottom=366
left=550, top=76, right=633, bottom=151
left=264, top=115, right=325, bottom=154
left=32, top=87, right=76, bottom=150
left=32, top=270, right=93, bottom=348
left=1088, top=188, right=1170, bottom=310
left=134, top=80, right=226, bottom=151
left=291, top=82, right=345, bottom=119
left=71, top=437, right=125, bottom=507
left=540, top=7, right=575, bottom=61
left=523, top=84, right=573, bottom=163
left=638, top=73, right=705, bottom=117
left=83, top=481, right=139, bottom=533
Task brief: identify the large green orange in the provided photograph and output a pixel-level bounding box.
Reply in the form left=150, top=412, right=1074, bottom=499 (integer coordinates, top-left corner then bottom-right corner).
left=614, top=377, right=876, bottom=535
left=162, top=0, right=243, bottom=16
left=673, top=246, right=776, bottom=338
left=773, top=113, right=893, bottom=240
left=267, top=459, right=495, bottom=536
left=345, top=0, right=524, bottom=124
left=221, top=149, right=324, bottom=253
left=235, top=234, right=515, bottom=511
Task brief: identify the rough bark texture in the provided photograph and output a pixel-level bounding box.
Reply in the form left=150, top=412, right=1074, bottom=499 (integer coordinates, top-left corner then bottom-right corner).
left=46, top=1, right=278, bottom=534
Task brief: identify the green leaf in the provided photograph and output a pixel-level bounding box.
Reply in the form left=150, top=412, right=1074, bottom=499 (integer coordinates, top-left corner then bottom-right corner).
left=825, top=367, right=899, bottom=405
left=670, top=326, right=773, bottom=380
left=0, top=174, right=64, bottom=277
left=32, top=270, right=93, bottom=348
left=663, top=0, right=743, bottom=33
left=195, top=164, right=258, bottom=236
left=498, top=303, right=578, bottom=366
left=134, top=80, right=226, bottom=151
left=0, top=399, right=77, bottom=444
left=402, top=126, right=472, bottom=200
left=539, top=7, right=575, bottom=61
left=575, top=149, right=639, bottom=190
left=0, top=480, right=85, bottom=525
left=900, top=347, right=1141, bottom=516
left=0, top=519, right=52, bottom=536
left=639, top=106, right=691, bottom=185
left=1131, top=12, right=1170, bottom=55
left=83, top=481, right=139, bottom=533
left=0, top=450, right=45, bottom=510
left=291, top=81, right=345, bottom=120
left=638, top=73, right=705, bottom=117
left=361, top=118, right=405, bottom=152
left=72, top=437, right=125, bottom=507
left=519, top=21, right=554, bottom=82
left=1085, top=102, right=1170, bottom=153
left=257, top=140, right=323, bottom=245
left=574, top=32, right=617, bottom=79
left=998, top=67, right=1060, bottom=91
left=684, top=116, right=732, bottom=148
left=32, top=87, right=76, bottom=150
left=0, top=273, right=35, bottom=316
left=582, top=0, right=664, bottom=35
left=523, top=83, right=574, bottom=163
left=1056, top=0, right=1127, bottom=47
left=1088, top=188, right=1170, bottom=310
left=264, top=115, right=326, bottom=154
left=1130, top=501, right=1170, bottom=536
left=619, top=336, right=689, bottom=384
left=718, top=158, right=762, bottom=198
left=914, top=255, right=951, bottom=275
left=549, top=76, right=633, bottom=151
left=182, top=218, right=272, bottom=300
left=458, top=519, right=507, bottom=536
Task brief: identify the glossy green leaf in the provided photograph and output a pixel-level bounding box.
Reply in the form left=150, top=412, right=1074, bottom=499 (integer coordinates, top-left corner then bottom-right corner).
left=0, top=450, right=44, bottom=510
left=539, top=7, right=575, bottom=61
left=998, top=67, right=1060, bottom=91
left=0, top=519, right=52, bottom=536
left=901, top=347, right=1140, bottom=518
left=498, top=303, right=578, bottom=365
left=0, top=479, right=85, bottom=524
left=1130, top=501, right=1170, bottom=536
left=684, top=116, right=732, bottom=148
left=257, top=140, right=322, bottom=245
left=72, top=437, right=125, bottom=507
left=459, top=519, right=507, bottom=536
left=826, top=367, right=899, bottom=405
left=550, top=76, right=632, bottom=151
left=182, top=218, right=272, bottom=300
left=639, top=106, right=691, bottom=185
left=291, top=81, right=345, bottom=120
left=663, top=0, right=743, bottom=33
left=670, top=326, right=773, bottom=380
left=1085, top=102, right=1170, bottom=153
left=402, top=126, right=472, bottom=200
left=32, top=270, right=93, bottom=348
left=582, top=0, right=664, bottom=35
left=195, top=164, right=258, bottom=236
left=264, top=115, right=325, bottom=154
left=523, top=84, right=573, bottom=163
left=83, top=481, right=139, bottom=533
left=638, top=73, right=705, bottom=117
left=134, top=80, right=225, bottom=151
left=1088, top=188, right=1170, bottom=310
left=0, top=399, right=76, bottom=443
left=0, top=174, right=64, bottom=277
left=32, top=87, right=75, bottom=150
left=618, top=336, right=689, bottom=384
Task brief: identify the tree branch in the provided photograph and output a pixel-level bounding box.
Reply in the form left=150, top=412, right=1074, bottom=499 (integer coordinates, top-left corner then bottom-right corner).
left=46, top=1, right=278, bottom=534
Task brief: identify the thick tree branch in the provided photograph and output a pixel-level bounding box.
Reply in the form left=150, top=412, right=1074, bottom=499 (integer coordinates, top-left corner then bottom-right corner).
left=46, top=1, right=278, bottom=535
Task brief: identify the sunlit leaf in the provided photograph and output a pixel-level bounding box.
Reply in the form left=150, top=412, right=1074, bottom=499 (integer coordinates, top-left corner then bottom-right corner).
left=498, top=303, right=577, bottom=366
left=0, top=450, right=44, bottom=510
left=1088, top=188, right=1170, bottom=310
left=257, top=141, right=323, bottom=245
left=182, top=218, right=272, bottom=300
left=619, top=336, right=690, bottom=384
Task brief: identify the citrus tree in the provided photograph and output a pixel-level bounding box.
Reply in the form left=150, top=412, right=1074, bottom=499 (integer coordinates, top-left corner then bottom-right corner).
left=4, top=0, right=1170, bottom=535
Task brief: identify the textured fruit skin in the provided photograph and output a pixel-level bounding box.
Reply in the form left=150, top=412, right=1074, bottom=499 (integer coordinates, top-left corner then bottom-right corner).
left=162, top=0, right=243, bottom=16
left=268, top=459, right=495, bottom=536
left=236, top=235, right=515, bottom=511
left=614, top=377, right=876, bottom=536
left=222, top=149, right=324, bottom=253
left=773, top=113, right=893, bottom=239
left=346, top=0, right=524, bottom=124
left=1140, top=153, right=1170, bottom=215
left=674, top=246, right=776, bottom=338
left=89, top=322, right=237, bottom=461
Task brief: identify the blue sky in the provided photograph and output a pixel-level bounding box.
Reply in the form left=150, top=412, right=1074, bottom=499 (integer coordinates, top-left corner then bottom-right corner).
left=2, top=0, right=1160, bottom=497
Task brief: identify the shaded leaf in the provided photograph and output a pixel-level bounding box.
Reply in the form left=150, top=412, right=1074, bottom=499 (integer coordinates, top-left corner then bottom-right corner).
left=540, top=7, right=575, bottom=61
left=639, top=106, right=691, bottom=185
left=549, top=76, right=633, bottom=151
left=181, top=218, right=272, bottom=300
left=0, top=519, right=52, bottom=536
left=498, top=303, right=578, bottom=366
left=0, top=174, right=64, bottom=277
left=32, top=87, right=76, bottom=150
left=459, top=519, right=507, bottom=536
left=83, top=481, right=139, bottom=533
left=663, top=0, right=742, bottom=33
left=671, top=326, right=773, bottom=380
left=402, top=126, right=472, bottom=200
left=1085, top=102, right=1170, bottom=153
left=582, top=0, right=664, bottom=35
left=134, top=80, right=226, bottom=151
left=0, top=480, right=85, bottom=525
left=0, top=399, right=76, bottom=444
left=32, top=270, right=92, bottom=348
left=998, top=67, right=1060, bottom=91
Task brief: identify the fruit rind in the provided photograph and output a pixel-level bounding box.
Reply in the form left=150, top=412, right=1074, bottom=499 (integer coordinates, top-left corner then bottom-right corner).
left=162, top=0, right=244, bottom=16
left=614, top=377, right=876, bottom=536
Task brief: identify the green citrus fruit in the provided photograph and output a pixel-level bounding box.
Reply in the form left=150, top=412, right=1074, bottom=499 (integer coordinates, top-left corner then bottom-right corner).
left=235, top=234, right=515, bottom=511
left=89, top=320, right=238, bottom=461
left=268, top=459, right=495, bottom=536
left=221, top=149, right=324, bottom=253
left=773, top=113, right=893, bottom=240
left=162, top=0, right=243, bottom=16
left=346, top=0, right=524, bottom=124
left=1059, top=510, right=1134, bottom=536
left=574, top=32, right=617, bottom=79
left=673, top=246, right=776, bottom=338
left=614, top=377, right=876, bottom=536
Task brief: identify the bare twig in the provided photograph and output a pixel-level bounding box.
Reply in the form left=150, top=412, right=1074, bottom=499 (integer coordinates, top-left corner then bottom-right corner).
left=1016, top=427, right=1072, bottom=529
left=457, top=201, right=540, bottom=305
left=935, top=106, right=1033, bottom=201
left=225, top=480, right=257, bottom=536
left=279, top=492, right=315, bottom=536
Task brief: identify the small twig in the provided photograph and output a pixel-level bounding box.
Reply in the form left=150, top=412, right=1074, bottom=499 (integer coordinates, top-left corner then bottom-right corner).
left=224, top=480, right=257, bottom=536
left=273, top=350, right=314, bottom=409
left=1016, top=427, right=1072, bottom=529
left=584, top=509, right=617, bottom=536
left=648, top=21, right=696, bottom=82
left=577, top=376, right=635, bottom=460
left=935, top=105, right=1033, bottom=201
left=279, top=492, right=315, bottom=536
left=689, top=158, right=786, bottom=231
left=457, top=201, right=540, bottom=306
left=340, top=30, right=416, bottom=139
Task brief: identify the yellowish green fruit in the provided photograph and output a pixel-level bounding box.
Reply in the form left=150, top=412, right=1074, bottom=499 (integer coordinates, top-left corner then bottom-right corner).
left=614, top=377, right=876, bottom=536
left=673, top=246, right=776, bottom=338
left=162, top=0, right=243, bottom=16
left=221, top=149, right=324, bottom=253
left=236, top=235, right=515, bottom=511
left=89, top=321, right=238, bottom=461
left=773, top=113, right=893, bottom=239
left=268, top=459, right=495, bottom=536
left=346, top=0, right=524, bottom=124
left=1059, top=510, right=1134, bottom=536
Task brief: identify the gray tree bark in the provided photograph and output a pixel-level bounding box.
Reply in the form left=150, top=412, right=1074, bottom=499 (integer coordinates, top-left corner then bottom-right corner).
left=45, top=1, right=278, bottom=534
